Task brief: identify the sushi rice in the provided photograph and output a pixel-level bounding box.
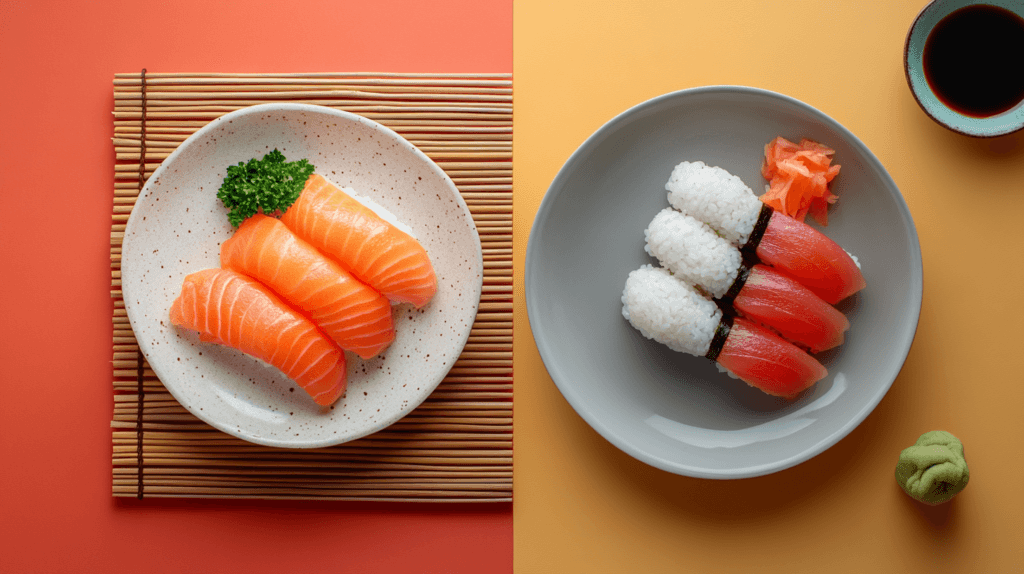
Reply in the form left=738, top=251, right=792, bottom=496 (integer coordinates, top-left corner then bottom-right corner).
left=645, top=208, right=741, bottom=299
left=621, top=265, right=721, bottom=357
left=665, top=161, right=762, bottom=245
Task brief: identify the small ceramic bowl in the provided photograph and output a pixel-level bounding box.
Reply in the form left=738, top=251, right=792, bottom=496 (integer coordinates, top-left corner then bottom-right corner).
left=905, top=0, right=1024, bottom=137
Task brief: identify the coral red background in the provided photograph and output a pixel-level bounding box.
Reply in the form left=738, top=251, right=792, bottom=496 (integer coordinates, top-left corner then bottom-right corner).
left=0, top=1, right=512, bottom=572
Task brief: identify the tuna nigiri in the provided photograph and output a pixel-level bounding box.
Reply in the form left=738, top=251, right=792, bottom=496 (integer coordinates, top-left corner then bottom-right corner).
left=665, top=161, right=866, bottom=304
left=221, top=214, right=395, bottom=359
left=280, top=174, right=437, bottom=309
left=621, top=266, right=826, bottom=397
left=645, top=208, right=848, bottom=352
left=169, top=268, right=347, bottom=406
left=754, top=210, right=865, bottom=305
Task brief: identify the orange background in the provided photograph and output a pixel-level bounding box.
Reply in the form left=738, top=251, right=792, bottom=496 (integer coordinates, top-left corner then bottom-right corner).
left=0, top=1, right=511, bottom=572
left=513, top=0, right=1024, bottom=572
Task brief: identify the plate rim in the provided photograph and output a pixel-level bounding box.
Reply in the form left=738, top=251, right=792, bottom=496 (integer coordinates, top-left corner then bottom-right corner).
left=525, top=85, right=923, bottom=479
left=122, top=102, right=483, bottom=449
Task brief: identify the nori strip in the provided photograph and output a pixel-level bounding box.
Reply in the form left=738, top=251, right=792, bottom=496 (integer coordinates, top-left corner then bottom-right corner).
left=719, top=263, right=752, bottom=307
left=705, top=314, right=733, bottom=362
left=741, top=203, right=774, bottom=253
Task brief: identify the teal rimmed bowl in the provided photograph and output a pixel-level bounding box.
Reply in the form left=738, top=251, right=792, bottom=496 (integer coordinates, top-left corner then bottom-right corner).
left=905, top=0, right=1024, bottom=137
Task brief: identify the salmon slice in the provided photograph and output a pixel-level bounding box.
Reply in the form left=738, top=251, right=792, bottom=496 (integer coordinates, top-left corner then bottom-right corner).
left=717, top=317, right=828, bottom=398
left=279, top=174, right=437, bottom=308
left=733, top=264, right=850, bottom=353
left=169, top=268, right=346, bottom=406
left=755, top=210, right=867, bottom=304
left=221, top=215, right=395, bottom=359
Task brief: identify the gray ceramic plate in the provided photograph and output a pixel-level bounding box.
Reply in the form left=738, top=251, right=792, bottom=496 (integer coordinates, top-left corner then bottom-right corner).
left=525, top=86, right=922, bottom=479
left=122, top=104, right=482, bottom=449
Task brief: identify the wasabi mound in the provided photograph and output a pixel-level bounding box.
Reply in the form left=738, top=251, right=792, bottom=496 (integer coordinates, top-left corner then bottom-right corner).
left=895, top=430, right=969, bottom=505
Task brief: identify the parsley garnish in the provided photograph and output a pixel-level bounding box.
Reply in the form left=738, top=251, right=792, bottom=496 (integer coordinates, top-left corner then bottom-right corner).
left=217, top=149, right=315, bottom=227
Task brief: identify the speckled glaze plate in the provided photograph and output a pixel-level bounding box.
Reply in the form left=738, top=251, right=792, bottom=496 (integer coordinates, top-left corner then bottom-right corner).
left=526, top=86, right=922, bottom=478
left=122, top=104, right=482, bottom=448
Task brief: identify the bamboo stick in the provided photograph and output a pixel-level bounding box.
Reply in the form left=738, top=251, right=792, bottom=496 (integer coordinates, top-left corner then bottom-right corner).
left=110, top=484, right=510, bottom=495
left=114, top=87, right=510, bottom=100
left=113, top=131, right=511, bottom=142
left=111, top=421, right=512, bottom=432
left=112, top=163, right=512, bottom=176
left=114, top=477, right=510, bottom=487
left=109, top=367, right=512, bottom=379
left=114, top=84, right=512, bottom=95
left=112, top=440, right=512, bottom=453
left=109, top=180, right=511, bottom=191
left=112, top=472, right=514, bottom=482
left=114, top=100, right=512, bottom=111
left=114, top=77, right=511, bottom=87
left=113, top=453, right=511, bottom=465
left=112, top=464, right=510, bottom=474
left=114, top=149, right=512, bottom=161
left=114, top=71, right=510, bottom=80
left=114, top=121, right=513, bottom=133
left=113, top=136, right=512, bottom=148
left=111, top=429, right=508, bottom=440
left=111, top=491, right=511, bottom=502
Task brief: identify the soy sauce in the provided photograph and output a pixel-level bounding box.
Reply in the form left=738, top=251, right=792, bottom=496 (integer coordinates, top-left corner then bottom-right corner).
left=923, top=4, right=1024, bottom=117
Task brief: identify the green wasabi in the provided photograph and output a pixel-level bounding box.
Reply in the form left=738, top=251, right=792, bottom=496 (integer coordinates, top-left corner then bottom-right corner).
left=895, top=430, right=969, bottom=505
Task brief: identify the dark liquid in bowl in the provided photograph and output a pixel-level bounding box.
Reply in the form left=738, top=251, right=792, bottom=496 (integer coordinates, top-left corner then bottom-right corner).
left=923, top=4, right=1024, bottom=117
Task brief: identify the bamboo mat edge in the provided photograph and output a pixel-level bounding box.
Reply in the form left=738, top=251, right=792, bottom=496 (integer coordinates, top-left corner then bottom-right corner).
left=110, top=71, right=512, bottom=502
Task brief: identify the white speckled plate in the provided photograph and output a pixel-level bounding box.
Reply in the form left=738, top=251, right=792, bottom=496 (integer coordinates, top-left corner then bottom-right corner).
left=122, top=104, right=482, bottom=448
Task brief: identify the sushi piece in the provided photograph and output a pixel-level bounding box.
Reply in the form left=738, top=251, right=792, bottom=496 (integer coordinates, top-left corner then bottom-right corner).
left=220, top=214, right=395, bottom=360
left=756, top=211, right=866, bottom=305
left=665, top=161, right=866, bottom=304
left=621, top=266, right=827, bottom=397
left=730, top=265, right=849, bottom=353
left=279, top=174, right=437, bottom=308
left=645, top=208, right=849, bottom=352
left=169, top=268, right=347, bottom=406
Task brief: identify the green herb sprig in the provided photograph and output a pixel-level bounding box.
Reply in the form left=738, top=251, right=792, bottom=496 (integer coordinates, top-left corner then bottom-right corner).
left=217, top=149, right=316, bottom=227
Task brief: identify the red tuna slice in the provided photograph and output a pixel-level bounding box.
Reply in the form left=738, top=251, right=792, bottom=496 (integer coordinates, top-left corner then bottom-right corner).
left=716, top=317, right=828, bottom=398
left=732, top=264, right=850, bottom=353
left=754, top=210, right=866, bottom=304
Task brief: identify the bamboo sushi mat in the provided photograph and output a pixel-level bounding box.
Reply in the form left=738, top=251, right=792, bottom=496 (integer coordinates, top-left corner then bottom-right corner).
left=110, top=72, right=512, bottom=501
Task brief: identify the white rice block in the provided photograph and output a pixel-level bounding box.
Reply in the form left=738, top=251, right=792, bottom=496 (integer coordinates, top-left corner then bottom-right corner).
left=845, top=249, right=862, bottom=270
left=645, top=208, right=741, bottom=299
left=665, top=161, right=762, bottom=246
left=621, top=265, right=721, bottom=357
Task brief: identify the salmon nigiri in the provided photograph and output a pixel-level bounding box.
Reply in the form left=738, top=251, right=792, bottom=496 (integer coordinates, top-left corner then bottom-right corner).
left=279, top=174, right=437, bottom=308
left=169, top=268, right=347, bottom=406
left=221, top=214, right=395, bottom=359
